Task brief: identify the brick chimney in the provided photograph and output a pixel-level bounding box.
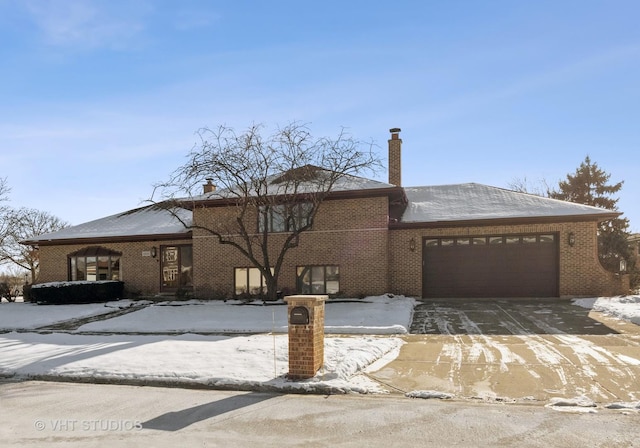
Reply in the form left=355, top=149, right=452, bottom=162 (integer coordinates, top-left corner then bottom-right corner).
left=388, top=128, right=402, bottom=186
left=203, top=178, right=216, bottom=194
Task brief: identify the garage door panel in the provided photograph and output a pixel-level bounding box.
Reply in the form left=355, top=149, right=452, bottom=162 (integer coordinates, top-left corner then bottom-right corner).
left=423, top=234, right=558, bottom=298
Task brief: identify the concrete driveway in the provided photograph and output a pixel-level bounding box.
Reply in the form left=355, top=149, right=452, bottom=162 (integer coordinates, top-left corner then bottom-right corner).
left=369, top=299, right=640, bottom=405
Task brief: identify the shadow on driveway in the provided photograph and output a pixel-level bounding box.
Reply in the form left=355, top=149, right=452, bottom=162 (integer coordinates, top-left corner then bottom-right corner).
left=410, top=298, right=618, bottom=335
left=142, top=392, right=275, bottom=431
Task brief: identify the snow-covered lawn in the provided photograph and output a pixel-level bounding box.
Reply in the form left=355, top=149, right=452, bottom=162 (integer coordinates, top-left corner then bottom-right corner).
left=0, top=295, right=416, bottom=334
left=0, top=294, right=638, bottom=398
left=0, top=332, right=402, bottom=394
left=0, top=299, right=137, bottom=330
left=76, top=296, right=414, bottom=334
left=0, top=295, right=413, bottom=394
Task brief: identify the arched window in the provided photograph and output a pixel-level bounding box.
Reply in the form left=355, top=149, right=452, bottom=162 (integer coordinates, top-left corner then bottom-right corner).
left=68, top=246, right=121, bottom=281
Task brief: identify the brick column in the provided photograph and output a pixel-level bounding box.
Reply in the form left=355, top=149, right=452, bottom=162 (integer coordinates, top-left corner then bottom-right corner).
left=284, top=295, right=326, bottom=380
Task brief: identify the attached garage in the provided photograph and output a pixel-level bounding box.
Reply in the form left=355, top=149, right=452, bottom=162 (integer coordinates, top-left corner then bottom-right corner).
left=422, top=233, right=559, bottom=298
left=389, top=183, right=626, bottom=299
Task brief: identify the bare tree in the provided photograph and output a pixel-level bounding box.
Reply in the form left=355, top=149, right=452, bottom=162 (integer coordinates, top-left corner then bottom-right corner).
left=0, top=177, right=9, bottom=202
left=0, top=177, right=12, bottom=263
left=0, top=266, right=29, bottom=302
left=1, top=208, right=68, bottom=283
left=507, top=176, right=553, bottom=197
left=154, top=122, right=381, bottom=300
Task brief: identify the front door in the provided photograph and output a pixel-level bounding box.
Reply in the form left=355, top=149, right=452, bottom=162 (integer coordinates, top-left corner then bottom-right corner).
left=161, top=245, right=193, bottom=292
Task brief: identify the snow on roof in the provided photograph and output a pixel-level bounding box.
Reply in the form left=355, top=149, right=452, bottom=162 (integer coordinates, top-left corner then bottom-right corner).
left=401, top=183, right=617, bottom=223
left=28, top=181, right=618, bottom=243
left=330, top=172, right=396, bottom=192
left=27, top=204, right=192, bottom=243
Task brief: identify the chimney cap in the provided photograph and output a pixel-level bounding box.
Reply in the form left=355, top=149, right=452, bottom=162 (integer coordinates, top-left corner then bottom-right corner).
left=389, top=127, right=401, bottom=133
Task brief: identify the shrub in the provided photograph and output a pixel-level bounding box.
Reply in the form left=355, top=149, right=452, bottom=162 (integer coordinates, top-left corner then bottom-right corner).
left=0, top=282, right=11, bottom=301
left=23, top=284, right=32, bottom=302
left=31, top=281, right=124, bottom=305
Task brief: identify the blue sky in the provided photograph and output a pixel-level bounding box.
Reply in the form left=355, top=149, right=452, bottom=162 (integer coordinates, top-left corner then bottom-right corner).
left=1, top=0, right=638, bottom=231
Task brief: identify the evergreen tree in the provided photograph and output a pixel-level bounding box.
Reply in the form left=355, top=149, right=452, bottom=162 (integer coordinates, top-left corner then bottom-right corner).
left=549, top=156, right=636, bottom=283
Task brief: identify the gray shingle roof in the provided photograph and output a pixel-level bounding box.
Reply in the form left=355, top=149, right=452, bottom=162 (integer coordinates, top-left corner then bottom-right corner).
left=401, top=183, right=618, bottom=223
left=25, top=205, right=192, bottom=243
left=26, top=182, right=618, bottom=244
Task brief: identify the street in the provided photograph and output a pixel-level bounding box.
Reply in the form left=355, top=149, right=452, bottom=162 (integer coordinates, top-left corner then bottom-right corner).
left=1, top=380, right=638, bottom=447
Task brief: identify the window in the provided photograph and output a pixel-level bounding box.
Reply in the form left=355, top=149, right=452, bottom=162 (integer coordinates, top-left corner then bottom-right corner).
left=426, top=234, right=557, bottom=248
left=297, top=265, right=340, bottom=295
left=489, top=236, right=503, bottom=245
left=539, top=234, right=555, bottom=243
left=258, top=203, right=313, bottom=233
left=161, top=245, right=193, bottom=290
left=68, top=247, right=121, bottom=281
left=235, top=267, right=273, bottom=296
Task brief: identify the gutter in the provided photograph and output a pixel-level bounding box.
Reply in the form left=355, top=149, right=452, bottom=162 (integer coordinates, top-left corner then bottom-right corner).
left=389, top=212, right=621, bottom=230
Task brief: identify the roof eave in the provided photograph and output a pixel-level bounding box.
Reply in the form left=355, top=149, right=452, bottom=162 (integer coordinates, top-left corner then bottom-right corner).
left=22, top=231, right=193, bottom=247
left=390, top=212, right=621, bottom=230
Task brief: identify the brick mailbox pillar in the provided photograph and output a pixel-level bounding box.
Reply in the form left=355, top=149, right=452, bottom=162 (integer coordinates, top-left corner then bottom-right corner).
left=284, top=294, right=327, bottom=380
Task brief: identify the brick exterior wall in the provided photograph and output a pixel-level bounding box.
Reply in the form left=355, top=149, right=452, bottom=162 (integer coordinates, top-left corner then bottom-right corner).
left=34, top=197, right=626, bottom=300
left=192, top=196, right=390, bottom=299
left=389, top=221, right=627, bottom=298
left=37, top=238, right=191, bottom=296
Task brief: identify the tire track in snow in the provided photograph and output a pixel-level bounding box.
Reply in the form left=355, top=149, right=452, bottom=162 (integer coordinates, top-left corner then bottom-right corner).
left=522, top=337, right=570, bottom=390
left=554, top=334, right=640, bottom=398
left=431, top=305, right=465, bottom=393
left=450, top=310, right=534, bottom=379
left=516, top=311, right=615, bottom=397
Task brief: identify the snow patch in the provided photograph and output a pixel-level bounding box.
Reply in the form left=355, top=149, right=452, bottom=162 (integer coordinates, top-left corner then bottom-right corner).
left=546, top=396, right=598, bottom=413
left=406, top=390, right=454, bottom=400
left=605, top=402, right=640, bottom=411
left=572, top=296, right=640, bottom=325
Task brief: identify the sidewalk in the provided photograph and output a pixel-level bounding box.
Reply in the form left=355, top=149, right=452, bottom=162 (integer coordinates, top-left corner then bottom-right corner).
left=4, top=382, right=640, bottom=448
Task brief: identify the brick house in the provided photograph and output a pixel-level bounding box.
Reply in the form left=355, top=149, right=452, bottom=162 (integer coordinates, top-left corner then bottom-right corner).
left=629, top=233, right=640, bottom=260
left=24, top=129, right=629, bottom=299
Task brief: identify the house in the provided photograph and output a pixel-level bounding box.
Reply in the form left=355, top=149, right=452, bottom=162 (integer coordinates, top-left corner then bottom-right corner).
left=24, top=129, right=629, bottom=299
left=629, top=233, right=640, bottom=260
